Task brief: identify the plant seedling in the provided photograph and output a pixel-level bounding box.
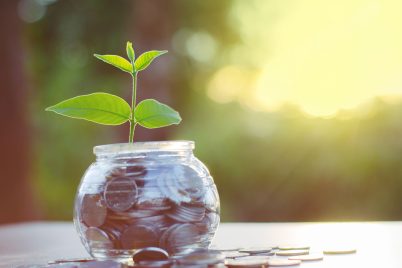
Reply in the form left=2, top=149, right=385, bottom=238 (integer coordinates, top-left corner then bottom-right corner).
left=46, top=41, right=181, bottom=142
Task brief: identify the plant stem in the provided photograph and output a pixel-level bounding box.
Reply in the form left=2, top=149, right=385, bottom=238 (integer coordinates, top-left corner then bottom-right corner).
left=129, top=72, right=137, bottom=142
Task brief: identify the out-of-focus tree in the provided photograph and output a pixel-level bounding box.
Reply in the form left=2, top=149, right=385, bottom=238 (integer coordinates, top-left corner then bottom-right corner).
left=0, top=0, right=39, bottom=223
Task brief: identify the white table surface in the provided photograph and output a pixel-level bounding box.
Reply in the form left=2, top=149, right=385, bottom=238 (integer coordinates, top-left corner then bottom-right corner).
left=0, top=221, right=401, bottom=267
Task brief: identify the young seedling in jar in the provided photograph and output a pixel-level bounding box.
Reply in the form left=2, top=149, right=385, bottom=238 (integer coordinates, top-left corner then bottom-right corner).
left=46, top=42, right=181, bottom=141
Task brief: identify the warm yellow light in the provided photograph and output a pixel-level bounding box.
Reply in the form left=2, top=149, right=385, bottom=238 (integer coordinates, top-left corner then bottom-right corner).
left=211, top=0, right=402, bottom=117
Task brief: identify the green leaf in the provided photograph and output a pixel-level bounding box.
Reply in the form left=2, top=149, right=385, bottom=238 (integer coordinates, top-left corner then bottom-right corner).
left=135, top=99, right=181, bottom=129
left=94, top=54, right=133, bottom=73
left=134, top=50, right=168, bottom=72
left=45, top=93, right=132, bottom=125
left=126, top=41, right=135, bottom=63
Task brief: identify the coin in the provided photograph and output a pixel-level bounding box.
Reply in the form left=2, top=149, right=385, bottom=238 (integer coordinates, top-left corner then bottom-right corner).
left=109, top=209, right=161, bottom=220
left=166, top=203, right=206, bottom=223
left=239, top=247, right=272, bottom=254
left=80, top=260, right=124, bottom=268
left=176, top=250, right=225, bottom=265
left=196, top=212, right=219, bottom=234
left=267, top=259, right=301, bottom=266
left=225, top=258, right=268, bottom=267
left=104, top=177, right=138, bottom=212
left=48, top=258, right=94, bottom=264
left=157, top=165, right=205, bottom=204
left=159, top=223, right=201, bottom=254
left=222, top=251, right=249, bottom=259
left=234, top=256, right=270, bottom=262
left=288, top=253, right=324, bottom=261
left=278, top=245, right=310, bottom=250
left=101, top=221, right=127, bottom=249
left=136, top=259, right=173, bottom=268
left=323, top=248, right=357, bottom=254
left=85, top=227, right=114, bottom=249
left=276, top=250, right=309, bottom=256
left=133, top=247, right=169, bottom=262
left=252, top=252, right=275, bottom=256
left=81, top=194, right=107, bottom=227
left=130, top=215, right=170, bottom=231
left=121, top=224, right=159, bottom=249
left=136, top=183, right=171, bottom=211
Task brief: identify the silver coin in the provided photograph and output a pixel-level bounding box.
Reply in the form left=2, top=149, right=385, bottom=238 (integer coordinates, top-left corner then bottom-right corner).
left=80, top=260, right=124, bottom=268
left=159, top=224, right=181, bottom=251
left=48, top=258, right=94, bottom=264
left=81, top=194, right=107, bottom=227
left=121, top=224, right=159, bottom=249
left=136, top=183, right=171, bottom=211
left=157, top=166, right=205, bottom=204
left=251, top=252, right=275, bottom=256
left=234, top=256, right=270, bottom=261
left=278, top=245, right=310, bottom=250
left=133, top=247, right=169, bottom=262
left=130, top=215, right=170, bottom=231
left=323, top=247, right=357, bottom=254
left=136, top=259, right=173, bottom=268
left=159, top=223, right=201, bottom=254
left=176, top=250, right=225, bottom=265
left=225, top=258, right=268, bottom=267
left=222, top=251, right=249, bottom=259
left=166, top=203, right=206, bottom=223
left=104, top=177, right=138, bottom=212
left=267, top=259, right=301, bottom=266
left=276, top=250, right=309, bottom=256
left=101, top=221, right=127, bottom=249
left=288, top=253, right=324, bottom=261
left=109, top=209, right=161, bottom=220
left=85, top=227, right=114, bottom=249
left=239, top=247, right=272, bottom=254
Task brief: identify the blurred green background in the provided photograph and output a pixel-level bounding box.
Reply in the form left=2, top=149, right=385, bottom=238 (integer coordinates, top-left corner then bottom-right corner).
left=2, top=0, right=402, bottom=223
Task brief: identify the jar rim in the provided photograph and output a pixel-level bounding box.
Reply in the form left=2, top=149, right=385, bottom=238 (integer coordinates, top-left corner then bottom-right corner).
left=93, top=140, right=195, bottom=155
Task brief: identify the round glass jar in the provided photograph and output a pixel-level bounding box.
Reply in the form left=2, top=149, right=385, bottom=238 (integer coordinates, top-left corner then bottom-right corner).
left=74, top=141, right=220, bottom=262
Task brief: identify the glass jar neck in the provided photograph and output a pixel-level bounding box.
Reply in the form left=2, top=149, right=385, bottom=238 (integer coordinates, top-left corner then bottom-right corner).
left=93, top=141, right=194, bottom=161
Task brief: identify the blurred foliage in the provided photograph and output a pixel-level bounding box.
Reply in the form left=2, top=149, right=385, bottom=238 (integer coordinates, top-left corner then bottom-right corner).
left=24, top=0, right=402, bottom=221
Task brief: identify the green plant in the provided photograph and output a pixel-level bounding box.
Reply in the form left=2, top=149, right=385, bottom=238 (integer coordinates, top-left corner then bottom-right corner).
left=46, top=42, right=181, bottom=142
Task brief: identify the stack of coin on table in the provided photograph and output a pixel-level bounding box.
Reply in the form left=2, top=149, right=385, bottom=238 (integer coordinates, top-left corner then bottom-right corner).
left=77, top=159, right=220, bottom=256
left=39, top=244, right=356, bottom=268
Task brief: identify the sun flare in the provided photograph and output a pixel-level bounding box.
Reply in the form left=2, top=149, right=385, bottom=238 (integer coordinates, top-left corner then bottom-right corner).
left=208, top=0, right=402, bottom=117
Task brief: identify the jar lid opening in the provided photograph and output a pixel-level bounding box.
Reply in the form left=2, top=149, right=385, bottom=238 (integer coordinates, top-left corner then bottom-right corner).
left=93, top=141, right=195, bottom=155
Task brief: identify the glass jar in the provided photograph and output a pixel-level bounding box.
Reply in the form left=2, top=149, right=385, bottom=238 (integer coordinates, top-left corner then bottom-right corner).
left=73, top=141, right=220, bottom=262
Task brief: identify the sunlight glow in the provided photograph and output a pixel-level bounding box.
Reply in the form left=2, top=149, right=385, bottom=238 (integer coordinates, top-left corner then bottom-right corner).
left=208, top=0, right=402, bottom=116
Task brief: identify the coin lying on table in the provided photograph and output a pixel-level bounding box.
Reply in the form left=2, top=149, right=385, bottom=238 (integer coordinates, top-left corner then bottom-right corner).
left=225, top=258, right=268, bottom=267
left=323, top=248, right=357, bottom=254
left=239, top=247, right=272, bottom=254
left=48, top=258, right=94, bottom=264
left=234, top=256, right=270, bottom=262
left=289, top=253, right=324, bottom=261
left=222, top=251, right=249, bottom=259
left=252, top=252, right=275, bottom=256
left=176, top=250, right=225, bottom=265
left=267, top=259, right=301, bottom=266
left=135, top=259, right=173, bottom=268
left=276, top=250, right=309, bottom=256
left=80, top=260, right=124, bottom=268
left=278, top=245, right=310, bottom=250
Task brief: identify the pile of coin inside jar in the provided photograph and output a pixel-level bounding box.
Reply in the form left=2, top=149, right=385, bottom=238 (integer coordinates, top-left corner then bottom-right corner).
left=76, top=158, right=220, bottom=257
